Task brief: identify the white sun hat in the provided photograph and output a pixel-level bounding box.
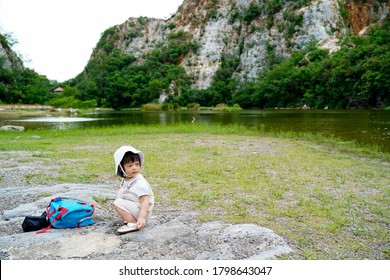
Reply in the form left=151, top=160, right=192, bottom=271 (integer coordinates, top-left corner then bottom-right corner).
left=114, top=145, right=144, bottom=176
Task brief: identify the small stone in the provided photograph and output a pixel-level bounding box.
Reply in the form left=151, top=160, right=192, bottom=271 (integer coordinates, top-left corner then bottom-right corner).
left=0, top=125, right=25, bottom=131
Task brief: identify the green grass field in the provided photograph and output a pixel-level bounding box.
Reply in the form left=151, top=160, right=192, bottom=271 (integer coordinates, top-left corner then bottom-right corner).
left=0, top=123, right=389, bottom=259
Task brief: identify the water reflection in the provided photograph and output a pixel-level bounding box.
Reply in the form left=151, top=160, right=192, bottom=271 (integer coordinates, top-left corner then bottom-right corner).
left=1, top=110, right=389, bottom=151
left=13, top=117, right=100, bottom=123
left=5, top=116, right=102, bottom=130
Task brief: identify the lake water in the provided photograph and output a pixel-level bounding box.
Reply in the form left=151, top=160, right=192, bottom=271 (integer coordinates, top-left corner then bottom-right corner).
left=1, top=109, right=389, bottom=151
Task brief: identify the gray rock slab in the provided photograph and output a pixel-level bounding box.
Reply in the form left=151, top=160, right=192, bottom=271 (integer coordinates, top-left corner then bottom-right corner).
left=0, top=184, right=292, bottom=260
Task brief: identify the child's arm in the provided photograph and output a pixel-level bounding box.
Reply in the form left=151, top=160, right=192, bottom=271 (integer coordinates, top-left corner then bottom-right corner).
left=137, top=195, right=149, bottom=229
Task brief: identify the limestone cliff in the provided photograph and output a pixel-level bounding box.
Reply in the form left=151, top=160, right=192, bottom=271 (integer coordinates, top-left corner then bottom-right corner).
left=90, top=0, right=389, bottom=89
left=345, top=0, right=389, bottom=35
left=0, top=34, right=23, bottom=70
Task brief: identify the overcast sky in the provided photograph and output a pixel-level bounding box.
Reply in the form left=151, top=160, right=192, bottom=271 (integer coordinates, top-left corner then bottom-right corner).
left=0, top=0, right=183, bottom=82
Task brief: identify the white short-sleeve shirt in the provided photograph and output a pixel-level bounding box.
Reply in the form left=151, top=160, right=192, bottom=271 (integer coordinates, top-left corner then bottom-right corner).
left=117, top=174, right=154, bottom=212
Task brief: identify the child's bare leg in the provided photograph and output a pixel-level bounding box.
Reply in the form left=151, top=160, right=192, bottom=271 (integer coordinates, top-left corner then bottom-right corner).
left=113, top=204, right=137, bottom=223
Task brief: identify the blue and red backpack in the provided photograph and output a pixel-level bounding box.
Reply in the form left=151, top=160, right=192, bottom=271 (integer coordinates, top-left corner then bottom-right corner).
left=37, top=196, right=95, bottom=233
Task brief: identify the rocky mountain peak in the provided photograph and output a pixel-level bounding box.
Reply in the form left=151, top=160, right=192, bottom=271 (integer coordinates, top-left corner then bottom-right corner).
left=91, top=0, right=389, bottom=89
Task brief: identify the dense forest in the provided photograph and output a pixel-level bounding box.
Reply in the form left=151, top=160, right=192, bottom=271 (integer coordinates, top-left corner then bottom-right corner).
left=0, top=34, right=55, bottom=105
left=0, top=20, right=389, bottom=110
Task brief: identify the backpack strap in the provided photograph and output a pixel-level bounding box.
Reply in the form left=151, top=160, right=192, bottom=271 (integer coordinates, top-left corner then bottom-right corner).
left=36, top=224, right=51, bottom=234
left=36, top=203, right=69, bottom=234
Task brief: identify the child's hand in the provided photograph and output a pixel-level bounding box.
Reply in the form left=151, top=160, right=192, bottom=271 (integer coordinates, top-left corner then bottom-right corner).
left=137, top=217, right=146, bottom=229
